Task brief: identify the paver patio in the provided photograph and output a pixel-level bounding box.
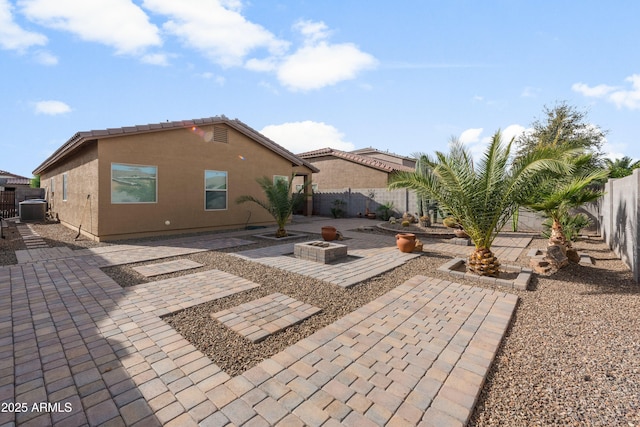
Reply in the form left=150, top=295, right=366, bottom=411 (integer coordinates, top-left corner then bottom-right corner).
left=0, top=218, right=522, bottom=426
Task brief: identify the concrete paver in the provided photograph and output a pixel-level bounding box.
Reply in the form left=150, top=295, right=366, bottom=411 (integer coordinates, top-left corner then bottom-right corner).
left=1, top=218, right=522, bottom=426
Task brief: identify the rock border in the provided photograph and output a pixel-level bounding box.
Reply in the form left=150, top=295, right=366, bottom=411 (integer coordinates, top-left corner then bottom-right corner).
left=438, top=257, right=533, bottom=291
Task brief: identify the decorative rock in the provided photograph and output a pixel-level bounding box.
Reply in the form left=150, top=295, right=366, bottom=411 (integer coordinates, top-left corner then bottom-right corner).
left=546, top=244, right=569, bottom=269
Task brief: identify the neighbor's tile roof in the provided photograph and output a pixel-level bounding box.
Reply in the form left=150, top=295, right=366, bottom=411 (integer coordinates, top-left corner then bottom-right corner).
left=33, top=116, right=319, bottom=175
left=297, top=147, right=415, bottom=173
left=0, top=170, right=30, bottom=185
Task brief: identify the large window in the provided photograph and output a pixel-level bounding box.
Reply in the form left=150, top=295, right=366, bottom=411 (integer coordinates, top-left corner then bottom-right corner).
left=205, top=170, right=227, bottom=210
left=111, top=163, right=157, bottom=203
left=62, top=174, right=67, bottom=201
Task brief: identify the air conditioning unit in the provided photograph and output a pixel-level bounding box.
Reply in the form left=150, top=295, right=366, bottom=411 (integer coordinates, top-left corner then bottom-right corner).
left=19, top=200, right=47, bottom=222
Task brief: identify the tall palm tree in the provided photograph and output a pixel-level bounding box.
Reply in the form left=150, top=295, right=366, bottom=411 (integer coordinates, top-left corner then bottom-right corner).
left=236, top=174, right=307, bottom=238
left=389, top=131, right=573, bottom=276
left=603, top=156, right=640, bottom=178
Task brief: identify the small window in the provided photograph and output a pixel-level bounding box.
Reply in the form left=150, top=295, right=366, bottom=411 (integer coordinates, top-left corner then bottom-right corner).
left=205, top=170, right=227, bottom=210
left=62, top=174, right=68, bottom=201
left=273, top=175, right=289, bottom=185
left=111, top=163, right=157, bottom=203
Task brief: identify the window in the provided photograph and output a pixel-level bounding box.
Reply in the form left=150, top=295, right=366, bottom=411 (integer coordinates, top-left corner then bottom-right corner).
left=273, top=175, right=289, bottom=185
left=111, top=163, right=157, bottom=203
left=62, top=174, right=68, bottom=201
left=205, top=170, right=227, bottom=210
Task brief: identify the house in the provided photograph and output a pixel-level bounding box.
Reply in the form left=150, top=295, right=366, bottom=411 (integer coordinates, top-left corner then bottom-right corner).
left=33, top=116, right=317, bottom=241
left=0, top=170, right=43, bottom=218
left=296, top=147, right=415, bottom=190
left=296, top=147, right=417, bottom=217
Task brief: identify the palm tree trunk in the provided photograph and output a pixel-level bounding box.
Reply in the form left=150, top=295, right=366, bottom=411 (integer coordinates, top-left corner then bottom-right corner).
left=549, top=218, right=568, bottom=248
left=468, top=247, right=500, bottom=277
left=275, top=227, right=287, bottom=238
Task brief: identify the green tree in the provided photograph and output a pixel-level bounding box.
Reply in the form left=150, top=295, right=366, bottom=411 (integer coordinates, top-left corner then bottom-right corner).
left=603, top=156, right=640, bottom=178
left=236, top=174, right=307, bottom=238
left=30, top=175, right=40, bottom=188
left=516, top=102, right=607, bottom=168
left=389, top=131, right=572, bottom=276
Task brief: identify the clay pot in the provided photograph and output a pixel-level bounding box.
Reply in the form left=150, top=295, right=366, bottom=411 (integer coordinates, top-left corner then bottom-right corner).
left=396, top=233, right=416, bottom=253
left=454, top=229, right=469, bottom=238
left=321, top=226, right=337, bottom=241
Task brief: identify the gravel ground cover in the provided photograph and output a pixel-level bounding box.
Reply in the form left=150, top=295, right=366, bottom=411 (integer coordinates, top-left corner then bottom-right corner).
left=2, top=220, right=639, bottom=426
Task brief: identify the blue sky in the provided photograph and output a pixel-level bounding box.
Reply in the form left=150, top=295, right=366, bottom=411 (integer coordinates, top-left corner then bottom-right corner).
left=1, top=0, right=639, bottom=178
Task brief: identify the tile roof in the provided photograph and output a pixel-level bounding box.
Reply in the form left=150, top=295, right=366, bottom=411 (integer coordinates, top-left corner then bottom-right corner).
left=350, top=147, right=415, bottom=162
left=32, top=116, right=319, bottom=175
left=297, top=147, right=415, bottom=173
left=0, top=170, right=31, bottom=185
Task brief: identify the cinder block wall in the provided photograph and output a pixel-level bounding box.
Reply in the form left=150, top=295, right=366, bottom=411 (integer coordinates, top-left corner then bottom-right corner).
left=598, top=169, right=640, bottom=282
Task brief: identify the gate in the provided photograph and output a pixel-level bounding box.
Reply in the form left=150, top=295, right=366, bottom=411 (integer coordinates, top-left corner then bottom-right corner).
left=0, top=191, right=16, bottom=218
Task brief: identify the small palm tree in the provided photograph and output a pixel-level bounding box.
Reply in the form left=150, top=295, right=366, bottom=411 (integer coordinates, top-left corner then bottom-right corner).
left=389, top=131, right=573, bottom=276
left=524, top=155, right=608, bottom=247
left=603, top=156, right=640, bottom=178
left=236, top=174, right=307, bottom=238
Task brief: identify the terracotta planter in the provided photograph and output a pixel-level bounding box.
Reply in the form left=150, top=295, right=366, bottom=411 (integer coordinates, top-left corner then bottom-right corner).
left=321, top=226, right=337, bottom=241
left=396, top=233, right=416, bottom=253
left=454, top=229, right=469, bottom=238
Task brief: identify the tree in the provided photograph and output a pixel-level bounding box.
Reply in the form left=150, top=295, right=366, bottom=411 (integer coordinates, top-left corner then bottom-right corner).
left=30, top=175, right=40, bottom=188
left=603, top=156, right=640, bottom=178
left=516, top=102, right=607, bottom=167
left=236, top=174, right=307, bottom=238
left=523, top=154, right=608, bottom=248
left=389, top=131, right=572, bottom=276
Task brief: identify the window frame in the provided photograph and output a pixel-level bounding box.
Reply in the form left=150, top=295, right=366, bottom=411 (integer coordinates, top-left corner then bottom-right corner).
left=110, top=163, right=158, bottom=204
left=204, top=170, right=228, bottom=211
left=62, top=174, right=68, bottom=201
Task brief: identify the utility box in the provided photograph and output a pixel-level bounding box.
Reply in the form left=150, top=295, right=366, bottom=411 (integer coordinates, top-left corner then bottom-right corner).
left=19, top=200, right=47, bottom=222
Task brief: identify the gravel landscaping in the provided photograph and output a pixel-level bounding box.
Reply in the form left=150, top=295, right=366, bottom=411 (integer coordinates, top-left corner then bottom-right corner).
left=2, top=220, right=639, bottom=426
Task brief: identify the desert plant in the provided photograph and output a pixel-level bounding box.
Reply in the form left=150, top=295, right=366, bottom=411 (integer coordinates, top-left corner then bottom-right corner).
left=390, top=131, right=573, bottom=276
left=541, top=213, right=591, bottom=243
left=376, top=201, right=395, bottom=221
left=236, top=174, right=307, bottom=238
left=330, top=199, right=346, bottom=218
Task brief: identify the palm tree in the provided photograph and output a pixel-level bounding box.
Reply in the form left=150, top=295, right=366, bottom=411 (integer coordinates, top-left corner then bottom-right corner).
left=389, top=131, right=572, bottom=276
left=603, top=156, right=640, bottom=178
left=236, top=174, right=307, bottom=238
left=524, top=155, right=608, bottom=247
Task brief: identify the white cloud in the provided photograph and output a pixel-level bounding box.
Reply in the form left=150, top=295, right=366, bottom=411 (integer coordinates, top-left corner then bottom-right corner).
left=275, top=20, right=377, bottom=91
left=0, top=0, right=47, bottom=51
left=521, top=86, right=540, bottom=98
left=260, top=121, right=354, bottom=153
left=459, top=128, right=483, bottom=144
left=34, top=100, right=71, bottom=115
left=143, top=0, right=288, bottom=67
left=501, top=124, right=527, bottom=144
left=141, top=53, right=169, bottom=66
left=572, top=74, right=640, bottom=110
left=19, top=0, right=161, bottom=55
left=33, top=49, right=57, bottom=65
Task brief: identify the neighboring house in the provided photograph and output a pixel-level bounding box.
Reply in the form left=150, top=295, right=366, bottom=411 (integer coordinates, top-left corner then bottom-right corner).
left=296, top=147, right=417, bottom=217
left=296, top=147, right=415, bottom=190
left=349, top=147, right=417, bottom=169
left=33, top=116, right=317, bottom=241
left=0, top=170, right=43, bottom=217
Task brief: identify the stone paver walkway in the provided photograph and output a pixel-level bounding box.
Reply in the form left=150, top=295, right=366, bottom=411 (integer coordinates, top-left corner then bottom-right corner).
left=1, top=217, right=526, bottom=426
left=132, top=260, right=204, bottom=278
left=233, top=244, right=420, bottom=288
left=212, top=293, right=322, bottom=343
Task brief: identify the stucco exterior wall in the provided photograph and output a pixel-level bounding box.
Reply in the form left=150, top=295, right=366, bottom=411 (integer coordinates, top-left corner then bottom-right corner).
left=303, top=157, right=390, bottom=190
left=39, top=142, right=99, bottom=237
left=37, top=123, right=313, bottom=241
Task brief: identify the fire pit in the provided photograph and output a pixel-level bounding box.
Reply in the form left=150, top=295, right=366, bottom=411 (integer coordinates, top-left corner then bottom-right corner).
left=294, top=240, right=348, bottom=264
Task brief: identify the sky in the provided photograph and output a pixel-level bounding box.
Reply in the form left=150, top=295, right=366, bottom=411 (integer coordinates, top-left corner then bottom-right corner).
left=1, top=0, right=639, bottom=178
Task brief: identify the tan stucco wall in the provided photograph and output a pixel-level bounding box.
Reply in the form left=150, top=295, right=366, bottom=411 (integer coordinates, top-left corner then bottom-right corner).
left=302, top=157, right=390, bottom=190
left=89, top=124, right=311, bottom=240
left=39, top=142, right=99, bottom=237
